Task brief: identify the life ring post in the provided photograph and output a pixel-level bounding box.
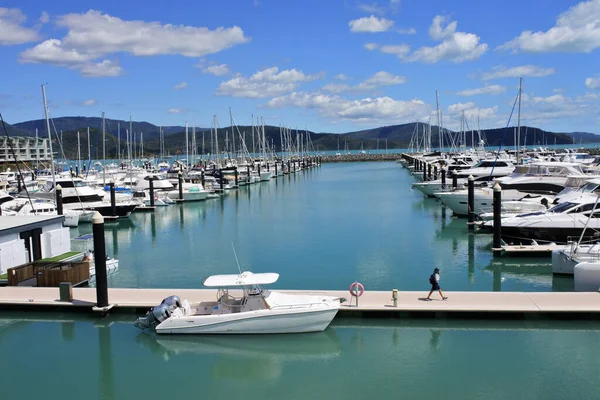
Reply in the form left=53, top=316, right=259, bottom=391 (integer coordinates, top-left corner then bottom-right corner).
left=349, top=281, right=364, bottom=307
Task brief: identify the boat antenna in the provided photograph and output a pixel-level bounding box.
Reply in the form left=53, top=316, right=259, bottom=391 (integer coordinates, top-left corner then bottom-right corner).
left=231, top=242, right=243, bottom=274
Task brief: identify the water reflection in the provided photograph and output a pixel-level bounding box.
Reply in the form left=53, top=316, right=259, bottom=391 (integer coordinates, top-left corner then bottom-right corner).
left=429, top=329, right=442, bottom=351
left=484, top=259, right=553, bottom=291
left=135, top=330, right=341, bottom=381
left=95, top=319, right=114, bottom=399
left=150, top=213, right=156, bottom=245
left=468, top=233, right=475, bottom=283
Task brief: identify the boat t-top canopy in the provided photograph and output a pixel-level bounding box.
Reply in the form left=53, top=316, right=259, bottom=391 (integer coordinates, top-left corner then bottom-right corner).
left=203, top=271, right=279, bottom=287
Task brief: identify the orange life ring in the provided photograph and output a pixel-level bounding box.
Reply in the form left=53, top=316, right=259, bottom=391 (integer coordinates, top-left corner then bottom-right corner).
left=349, top=281, right=364, bottom=297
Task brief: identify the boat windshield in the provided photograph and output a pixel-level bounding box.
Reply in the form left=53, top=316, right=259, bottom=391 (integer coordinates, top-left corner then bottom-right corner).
left=246, top=284, right=263, bottom=295
left=548, top=202, right=576, bottom=213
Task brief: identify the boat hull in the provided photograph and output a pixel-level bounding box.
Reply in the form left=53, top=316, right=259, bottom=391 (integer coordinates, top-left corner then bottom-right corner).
left=500, top=226, right=591, bottom=245
left=156, top=306, right=339, bottom=335
left=167, top=190, right=209, bottom=202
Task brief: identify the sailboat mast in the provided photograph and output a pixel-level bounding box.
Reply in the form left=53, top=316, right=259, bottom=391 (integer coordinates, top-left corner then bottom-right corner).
left=102, top=111, right=106, bottom=185
left=35, top=128, right=39, bottom=170
left=517, top=77, right=522, bottom=164
left=435, top=90, right=440, bottom=151
left=251, top=114, right=255, bottom=157
left=77, top=131, right=81, bottom=173
left=128, top=115, right=132, bottom=168
left=41, top=84, right=56, bottom=191
left=185, top=121, right=189, bottom=168
left=118, top=122, right=121, bottom=162
left=87, top=126, right=91, bottom=164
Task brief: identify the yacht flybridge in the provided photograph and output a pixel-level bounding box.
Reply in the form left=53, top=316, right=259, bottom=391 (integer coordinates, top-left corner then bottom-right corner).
left=134, top=271, right=342, bottom=334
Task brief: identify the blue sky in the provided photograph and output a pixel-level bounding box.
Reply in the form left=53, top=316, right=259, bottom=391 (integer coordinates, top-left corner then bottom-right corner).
left=1, top=0, right=600, bottom=133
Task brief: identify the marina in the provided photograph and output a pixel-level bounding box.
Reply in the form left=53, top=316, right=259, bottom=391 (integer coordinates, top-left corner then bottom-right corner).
left=3, top=1, right=600, bottom=398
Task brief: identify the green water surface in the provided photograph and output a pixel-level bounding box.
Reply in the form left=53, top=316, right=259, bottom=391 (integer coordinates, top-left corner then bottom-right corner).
left=0, top=314, right=598, bottom=400
left=70, top=162, right=569, bottom=292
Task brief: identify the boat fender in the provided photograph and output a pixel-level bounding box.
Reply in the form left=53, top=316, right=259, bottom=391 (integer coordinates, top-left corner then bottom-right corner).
left=349, top=282, right=364, bottom=297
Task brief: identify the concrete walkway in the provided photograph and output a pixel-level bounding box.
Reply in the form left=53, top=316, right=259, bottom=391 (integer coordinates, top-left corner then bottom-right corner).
left=0, top=287, right=599, bottom=315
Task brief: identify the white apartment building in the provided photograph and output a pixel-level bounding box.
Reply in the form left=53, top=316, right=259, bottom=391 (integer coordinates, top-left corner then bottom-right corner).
left=0, top=136, right=52, bottom=164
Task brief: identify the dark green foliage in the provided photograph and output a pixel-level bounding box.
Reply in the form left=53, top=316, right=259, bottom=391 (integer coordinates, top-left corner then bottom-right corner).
left=5, top=117, right=600, bottom=159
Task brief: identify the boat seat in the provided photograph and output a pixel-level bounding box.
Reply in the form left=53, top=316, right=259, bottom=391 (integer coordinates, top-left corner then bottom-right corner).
left=181, top=299, right=192, bottom=316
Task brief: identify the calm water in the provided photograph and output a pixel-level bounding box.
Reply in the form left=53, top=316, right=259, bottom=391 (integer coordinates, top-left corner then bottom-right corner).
left=0, top=314, right=599, bottom=400
left=2, top=162, right=594, bottom=399
left=71, top=161, right=570, bottom=292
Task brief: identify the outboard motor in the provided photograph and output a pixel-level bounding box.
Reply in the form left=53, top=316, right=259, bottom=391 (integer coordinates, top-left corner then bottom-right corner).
left=161, top=295, right=182, bottom=312
left=134, top=302, right=173, bottom=330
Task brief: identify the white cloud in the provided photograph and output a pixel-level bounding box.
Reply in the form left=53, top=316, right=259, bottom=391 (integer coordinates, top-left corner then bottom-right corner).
left=364, top=43, right=379, bottom=51
left=174, top=81, right=188, bottom=90
left=523, top=93, right=591, bottom=123
left=79, top=59, right=123, bottom=77
left=81, top=99, right=97, bottom=106
left=0, top=8, right=41, bottom=45
left=263, top=91, right=430, bottom=123
left=217, top=66, right=324, bottom=98
left=362, top=71, right=406, bottom=86
left=357, top=2, right=386, bottom=16
left=349, top=15, right=394, bottom=33
left=334, top=74, right=349, bottom=80
left=19, top=10, right=249, bottom=77
left=323, top=71, right=405, bottom=93
left=323, top=83, right=352, bottom=93
left=481, top=65, right=556, bottom=80
left=399, top=15, right=488, bottom=63
left=357, top=1, right=401, bottom=15
left=444, top=101, right=499, bottom=130
left=202, top=64, right=230, bottom=76
left=379, top=44, right=410, bottom=58
left=499, top=0, right=600, bottom=53
left=456, top=84, right=506, bottom=96
left=390, top=0, right=401, bottom=12
left=168, top=108, right=186, bottom=114
left=585, top=76, right=600, bottom=89
left=20, top=39, right=95, bottom=64
left=397, top=27, right=416, bottom=34
left=39, top=11, right=49, bottom=24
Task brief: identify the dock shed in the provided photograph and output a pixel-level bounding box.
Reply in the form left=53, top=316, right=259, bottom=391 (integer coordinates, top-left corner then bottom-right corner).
left=0, top=215, right=70, bottom=275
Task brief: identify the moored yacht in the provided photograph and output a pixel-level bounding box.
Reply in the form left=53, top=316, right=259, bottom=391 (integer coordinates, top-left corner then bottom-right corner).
left=495, top=162, right=587, bottom=195
left=134, top=271, right=341, bottom=334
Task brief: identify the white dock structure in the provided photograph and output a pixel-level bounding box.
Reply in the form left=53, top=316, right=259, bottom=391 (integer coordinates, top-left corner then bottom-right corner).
left=0, top=287, right=598, bottom=317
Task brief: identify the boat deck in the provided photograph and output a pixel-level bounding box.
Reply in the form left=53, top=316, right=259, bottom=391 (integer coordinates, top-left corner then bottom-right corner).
left=0, top=287, right=599, bottom=317
left=501, top=244, right=562, bottom=256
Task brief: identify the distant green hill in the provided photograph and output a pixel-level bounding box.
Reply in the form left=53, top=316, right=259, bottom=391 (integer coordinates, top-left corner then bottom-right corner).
left=12, top=116, right=193, bottom=139
left=5, top=116, right=600, bottom=159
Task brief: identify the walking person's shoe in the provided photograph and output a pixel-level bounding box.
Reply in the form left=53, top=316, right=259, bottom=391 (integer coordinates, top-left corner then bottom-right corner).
left=442, top=297, right=448, bottom=300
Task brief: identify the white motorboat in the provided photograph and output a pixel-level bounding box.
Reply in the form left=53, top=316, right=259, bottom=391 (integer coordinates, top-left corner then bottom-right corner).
left=495, top=162, right=587, bottom=195
left=481, top=193, right=600, bottom=244
left=434, top=186, right=552, bottom=217
left=260, top=170, right=274, bottom=181
left=449, top=159, right=515, bottom=180
left=134, top=271, right=341, bottom=334
left=167, top=183, right=210, bottom=202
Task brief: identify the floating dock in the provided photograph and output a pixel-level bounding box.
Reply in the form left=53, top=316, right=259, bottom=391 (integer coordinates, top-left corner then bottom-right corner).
left=0, top=287, right=598, bottom=319
left=500, top=244, right=562, bottom=256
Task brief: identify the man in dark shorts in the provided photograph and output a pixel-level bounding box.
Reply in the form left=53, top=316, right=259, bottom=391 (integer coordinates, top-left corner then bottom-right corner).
left=426, top=267, right=447, bottom=300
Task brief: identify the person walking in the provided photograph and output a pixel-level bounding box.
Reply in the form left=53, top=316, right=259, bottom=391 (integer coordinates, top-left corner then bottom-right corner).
left=426, top=267, right=447, bottom=300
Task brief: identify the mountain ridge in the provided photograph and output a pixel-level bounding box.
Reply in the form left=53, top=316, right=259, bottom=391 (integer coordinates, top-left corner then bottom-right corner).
left=4, top=117, right=600, bottom=159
